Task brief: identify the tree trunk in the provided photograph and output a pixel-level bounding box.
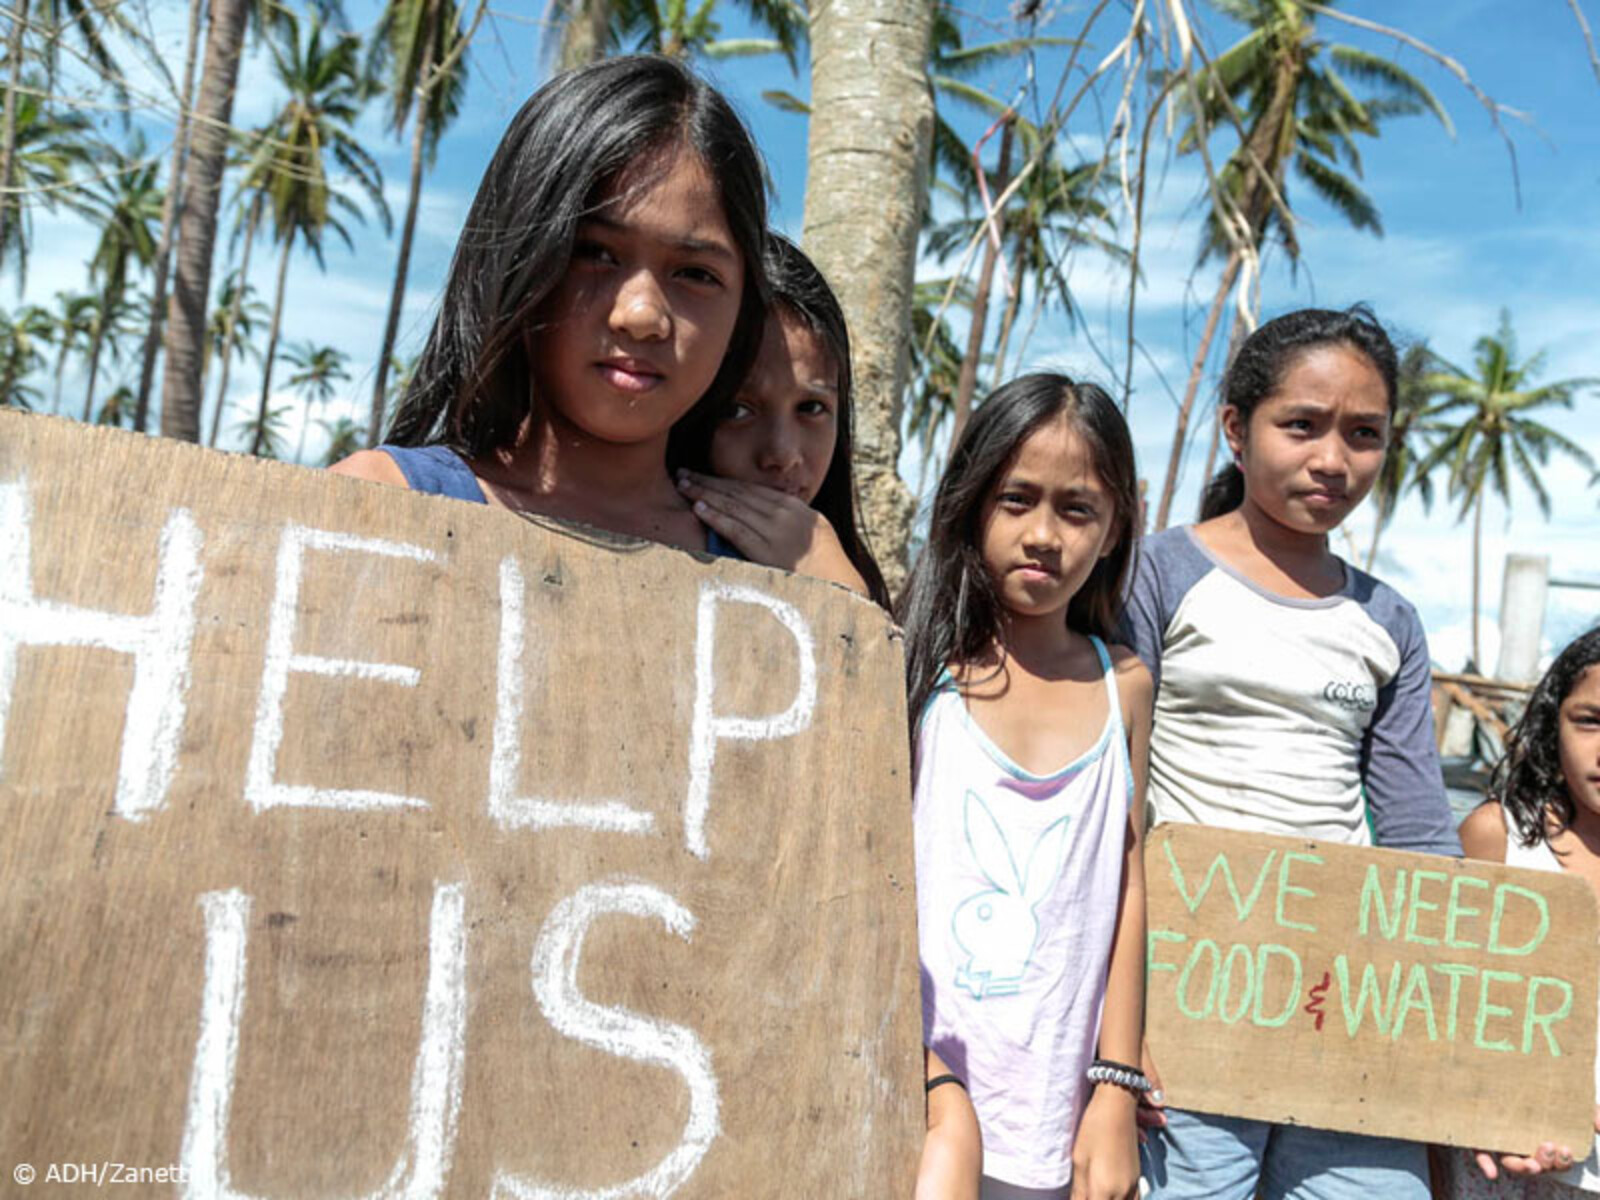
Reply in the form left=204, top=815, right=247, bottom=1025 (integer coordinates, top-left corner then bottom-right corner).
left=369, top=5, right=437, bottom=447
left=1154, top=250, right=1240, bottom=530
left=989, top=228, right=1028, bottom=384
left=1194, top=310, right=1249, bottom=514
left=0, top=0, right=30, bottom=271
left=208, top=194, right=259, bottom=447
left=1471, top=489, right=1483, bottom=670
left=81, top=322, right=105, bottom=423
left=802, top=0, right=934, bottom=591
left=160, top=0, right=249, bottom=444
left=558, top=0, right=607, bottom=69
left=949, top=116, right=1011, bottom=456
left=132, top=0, right=205, bottom=434
left=251, top=235, right=293, bottom=456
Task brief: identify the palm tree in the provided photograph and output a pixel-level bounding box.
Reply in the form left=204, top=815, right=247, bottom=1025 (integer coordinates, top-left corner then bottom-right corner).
left=318, top=413, right=365, bottom=464
left=1151, top=0, right=1451, bottom=529
left=0, top=303, right=51, bottom=406
left=79, top=144, right=163, bottom=422
left=47, top=289, right=94, bottom=414
left=367, top=0, right=469, bottom=444
left=1414, top=311, right=1597, bottom=667
left=236, top=402, right=292, bottom=459
left=1364, top=340, right=1441, bottom=569
left=803, top=0, right=935, bottom=587
left=283, top=340, right=350, bottom=462
left=241, top=12, right=389, bottom=457
left=551, top=0, right=803, bottom=69
left=204, top=269, right=267, bottom=447
left=78, top=290, right=143, bottom=423
left=159, top=0, right=251, bottom=442
left=0, top=86, right=95, bottom=286
left=903, top=278, right=967, bottom=473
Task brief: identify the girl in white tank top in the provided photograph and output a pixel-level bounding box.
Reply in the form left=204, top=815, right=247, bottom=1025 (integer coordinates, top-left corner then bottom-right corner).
left=898, top=375, right=1153, bottom=1200
left=1449, top=626, right=1600, bottom=1196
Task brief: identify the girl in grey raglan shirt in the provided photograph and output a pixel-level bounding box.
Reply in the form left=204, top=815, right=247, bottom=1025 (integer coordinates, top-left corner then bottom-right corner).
left=1123, top=308, right=1459, bottom=1200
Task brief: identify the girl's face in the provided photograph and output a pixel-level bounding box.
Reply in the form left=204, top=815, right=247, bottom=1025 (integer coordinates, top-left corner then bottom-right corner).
left=708, top=307, right=839, bottom=502
left=1560, top=665, right=1600, bottom=823
left=979, top=416, right=1118, bottom=621
left=530, top=148, right=745, bottom=447
left=1223, top=344, right=1390, bottom=536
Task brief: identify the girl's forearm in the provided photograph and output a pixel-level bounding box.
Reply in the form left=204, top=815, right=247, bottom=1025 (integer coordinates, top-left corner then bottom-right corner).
left=1097, top=820, right=1147, bottom=1067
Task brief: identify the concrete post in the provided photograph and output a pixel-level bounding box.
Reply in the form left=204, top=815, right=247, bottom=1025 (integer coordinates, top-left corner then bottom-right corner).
left=1495, top=554, right=1550, bottom=684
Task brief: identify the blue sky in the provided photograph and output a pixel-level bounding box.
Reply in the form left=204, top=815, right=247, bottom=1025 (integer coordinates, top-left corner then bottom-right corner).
left=12, top=0, right=1600, bottom=668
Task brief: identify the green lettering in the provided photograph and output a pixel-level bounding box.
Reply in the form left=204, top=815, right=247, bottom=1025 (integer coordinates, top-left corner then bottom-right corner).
left=1334, top=956, right=1402, bottom=1038
left=1275, top=852, right=1321, bottom=932
left=1164, top=842, right=1279, bottom=920
left=1404, top=869, right=1447, bottom=946
left=1391, top=963, right=1438, bottom=1042
left=1432, top=964, right=1476, bottom=1041
left=1148, top=930, right=1186, bottom=976
left=1218, top=943, right=1254, bottom=1024
left=1359, top=865, right=1406, bottom=940
left=1523, top=976, right=1574, bottom=1056
left=1252, top=944, right=1302, bottom=1028
left=1489, top=884, right=1550, bottom=956
left=1474, top=969, right=1522, bottom=1052
left=1176, top=939, right=1221, bottom=1020
left=1445, top=876, right=1489, bottom=950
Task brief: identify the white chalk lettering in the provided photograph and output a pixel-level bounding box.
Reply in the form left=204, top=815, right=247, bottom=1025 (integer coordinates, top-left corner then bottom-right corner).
left=685, top=580, right=816, bottom=858
left=0, top=477, right=202, bottom=820
left=246, top=525, right=436, bottom=811
left=493, top=881, right=720, bottom=1200
left=488, top=557, right=655, bottom=835
left=180, top=881, right=467, bottom=1199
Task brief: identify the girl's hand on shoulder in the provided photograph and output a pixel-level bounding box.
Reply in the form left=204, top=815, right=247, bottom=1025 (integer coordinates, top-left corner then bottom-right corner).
left=1474, top=1140, right=1575, bottom=1180
left=676, top=469, right=868, bottom=595
left=1070, top=1085, right=1140, bottom=1200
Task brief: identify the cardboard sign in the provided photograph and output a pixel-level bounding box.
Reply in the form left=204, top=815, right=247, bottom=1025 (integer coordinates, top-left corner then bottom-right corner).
left=1145, top=824, right=1599, bottom=1152
left=0, top=411, right=921, bottom=1196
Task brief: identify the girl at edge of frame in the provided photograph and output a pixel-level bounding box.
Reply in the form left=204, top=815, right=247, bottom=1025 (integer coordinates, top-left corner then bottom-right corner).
left=899, top=373, right=1153, bottom=1200
left=1442, top=625, right=1600, bottom=1198
left=332, top=54, right=766, bottom=557
left=669, top=232, right=891, bottom=606
left=1123, top=306, right=1461, bottom=1200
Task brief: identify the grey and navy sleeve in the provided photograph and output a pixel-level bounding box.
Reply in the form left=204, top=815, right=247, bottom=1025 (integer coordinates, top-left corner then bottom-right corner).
left=1359, top=588, right=1461, bottom=856
left=1118, top=539, right=1170, bottom=692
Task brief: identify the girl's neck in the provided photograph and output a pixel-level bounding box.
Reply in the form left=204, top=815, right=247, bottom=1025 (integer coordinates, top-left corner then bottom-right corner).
left=473, top=410, right=699, bottom=546
left=992, top=608, right=1079, bottom=674
left=1233, top=498, right=1331, bottom=564
left=1197, top=502, right=1345, bottom=599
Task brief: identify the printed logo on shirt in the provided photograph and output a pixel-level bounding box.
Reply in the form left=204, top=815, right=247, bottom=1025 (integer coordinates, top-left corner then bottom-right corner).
left=1322, top=680, right=1377, bottom=711
left=951, top=790, right=1071, bottom=1000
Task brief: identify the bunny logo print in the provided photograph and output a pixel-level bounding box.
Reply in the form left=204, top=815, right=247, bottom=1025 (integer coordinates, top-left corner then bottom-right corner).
left=951, top=791, right=1071, bottom=1000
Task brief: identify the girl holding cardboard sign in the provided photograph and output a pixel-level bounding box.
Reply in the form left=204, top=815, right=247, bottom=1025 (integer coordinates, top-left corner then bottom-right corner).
left=900, top=374, right=1153, bottom=1200
left=1121, top=307, right=1460, bottom=1200
left=333, top=56, right=764, bottom=558
left=1447, top=626, right=1600, bottom=1197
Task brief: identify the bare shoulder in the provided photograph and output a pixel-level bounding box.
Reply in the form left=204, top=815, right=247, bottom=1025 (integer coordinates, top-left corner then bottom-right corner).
left=328, top=448, right=408, bottom=487
left=1106, top=641, right=1153, bottom=723
left=1459, top=800, right=1509, bottom=863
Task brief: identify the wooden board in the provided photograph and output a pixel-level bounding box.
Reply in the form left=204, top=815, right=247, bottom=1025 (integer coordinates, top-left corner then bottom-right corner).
left=0, top=411, right=921, bottom=1196
left=1145, top=824, right=1599, bottom=1153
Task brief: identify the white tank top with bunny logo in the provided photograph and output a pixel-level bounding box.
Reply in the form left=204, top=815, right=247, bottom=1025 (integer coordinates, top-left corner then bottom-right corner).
left=914, top=636, right=1133, bottom=1190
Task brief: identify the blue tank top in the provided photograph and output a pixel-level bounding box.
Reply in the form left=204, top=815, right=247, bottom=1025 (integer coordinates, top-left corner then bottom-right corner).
left=376, top=444, right=742, bottom=559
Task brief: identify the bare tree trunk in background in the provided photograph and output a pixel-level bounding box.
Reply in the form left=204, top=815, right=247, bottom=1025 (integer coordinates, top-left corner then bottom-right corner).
left=558, top=0, right=607, bottom=69
left=160, top=0, right=249, bottom=443
left=250, top=234, right=293, bottom=456
left=1194, top=310, right=1248, bottom=514
left=1154, top=250, right=1239, bottom=530
left=0, top=0, right=30, bottom=271
left=949, top=116, right=1012, bottom=455
left=209, top=195, right=259, bottom=447
left=989, top=231, right=1027, bottom=384
left=132, top=0, right=205, bottom=433
left=1471, top=488, right=1483, bottom=669
left=369, top=4, right=437, bottom=447
left=802, top=0, right=934, bottom=592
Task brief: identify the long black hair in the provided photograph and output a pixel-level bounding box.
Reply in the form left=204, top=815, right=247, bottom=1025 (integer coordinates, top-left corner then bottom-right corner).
left=897, top=373, right=1140, bottom=726
left=1495, top=626, right=1600, bottom=847
left=670, top=233, right=889, bottom=606
left=386, top=55, right=769, bottom=456
left=1199, top=305, right=1399, bottom=519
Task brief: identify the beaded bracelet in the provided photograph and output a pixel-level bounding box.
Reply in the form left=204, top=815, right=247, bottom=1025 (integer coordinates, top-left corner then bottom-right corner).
left=1086, top=1058, right=1152, bottom=1094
